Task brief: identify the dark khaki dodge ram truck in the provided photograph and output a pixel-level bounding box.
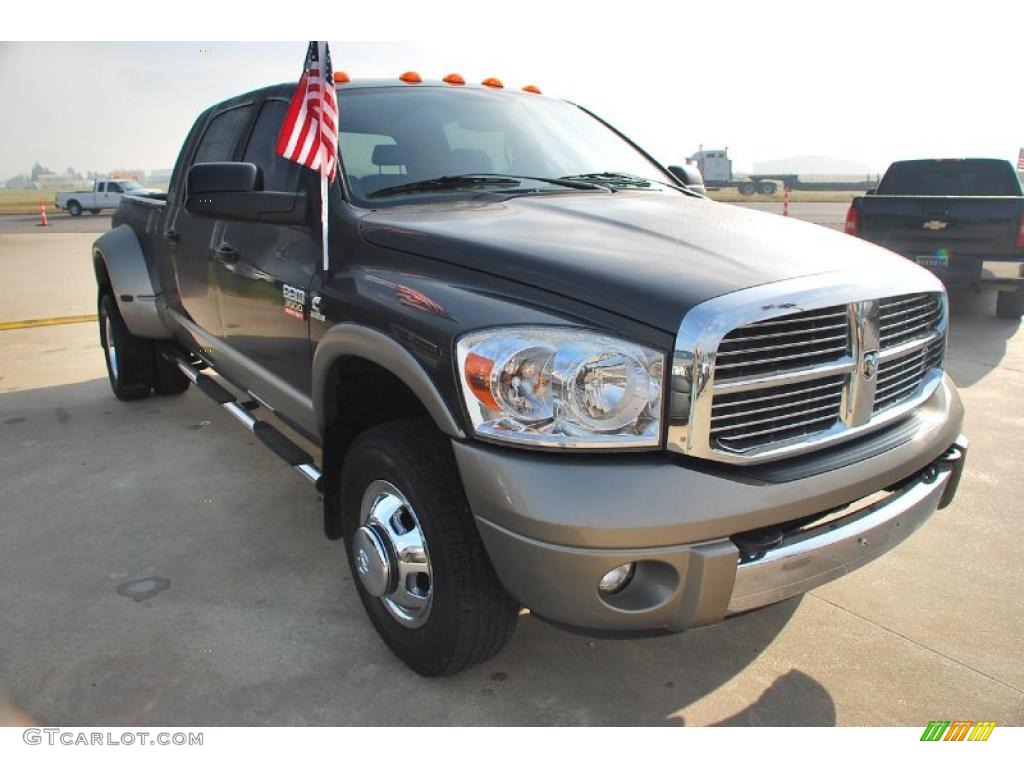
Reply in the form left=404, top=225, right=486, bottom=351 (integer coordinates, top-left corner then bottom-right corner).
left=93, top=76, right=967, bottom=676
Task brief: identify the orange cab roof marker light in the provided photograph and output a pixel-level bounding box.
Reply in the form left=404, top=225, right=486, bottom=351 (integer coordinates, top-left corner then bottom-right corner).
left=481, top=77, right=504, bottom=88
left=399, top=71, right=422, bottom=83
left=333, top=71, right=350, bottom=83
left=443, top=73, right=466, bottom=85
left=522, top=84, right=542, bottom=94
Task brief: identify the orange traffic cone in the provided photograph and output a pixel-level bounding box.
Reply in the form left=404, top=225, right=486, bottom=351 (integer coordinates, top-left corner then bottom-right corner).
left=37, top=200, right=49, bottom=227
left=782, top=186, right=790, bottom=217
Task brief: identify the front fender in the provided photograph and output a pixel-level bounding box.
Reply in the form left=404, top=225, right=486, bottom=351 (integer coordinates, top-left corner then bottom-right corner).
left=311, top=323, right=465, bottom=439
left=93, top=225, right=173, bottom=339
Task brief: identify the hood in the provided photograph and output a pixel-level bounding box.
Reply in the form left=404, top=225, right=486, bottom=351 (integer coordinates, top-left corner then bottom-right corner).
left=359, top=191, right=913, bottom=333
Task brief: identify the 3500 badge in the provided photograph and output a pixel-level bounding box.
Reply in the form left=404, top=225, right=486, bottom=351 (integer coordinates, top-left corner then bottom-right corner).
left=282, top=284, right=306, bottom=319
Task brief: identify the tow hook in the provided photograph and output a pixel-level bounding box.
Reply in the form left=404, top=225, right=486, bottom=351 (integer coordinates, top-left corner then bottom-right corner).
left=732, top=526, right=785, bottom=563
left=936, top=436, right=968, bottom=509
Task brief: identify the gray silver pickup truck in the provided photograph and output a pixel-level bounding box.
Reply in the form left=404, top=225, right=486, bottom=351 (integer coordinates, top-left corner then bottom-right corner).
left=93, top=76, right=967, bottom=676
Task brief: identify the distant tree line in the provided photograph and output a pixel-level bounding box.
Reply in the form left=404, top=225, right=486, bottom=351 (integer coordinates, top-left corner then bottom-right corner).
left=3, top=162, right=104, bottom=189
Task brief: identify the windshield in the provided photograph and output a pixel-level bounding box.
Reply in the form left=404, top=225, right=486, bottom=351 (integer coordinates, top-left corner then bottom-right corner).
left=876, top=159, right=1022, bottom=196
left=335, top=86, right=676, bottom=204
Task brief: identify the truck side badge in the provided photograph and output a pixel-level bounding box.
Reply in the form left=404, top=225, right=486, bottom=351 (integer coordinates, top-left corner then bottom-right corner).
left=282, top=284, right=306, bottom=320
left=310, top=294, right=326, bottom=322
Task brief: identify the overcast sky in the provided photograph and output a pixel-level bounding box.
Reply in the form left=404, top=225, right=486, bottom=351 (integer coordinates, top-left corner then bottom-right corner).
left=1, top=18, right=1021, bottom=179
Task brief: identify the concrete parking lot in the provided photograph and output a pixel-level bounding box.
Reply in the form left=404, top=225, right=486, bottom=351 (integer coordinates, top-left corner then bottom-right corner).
left=0, top=206, right=1021, bottom=726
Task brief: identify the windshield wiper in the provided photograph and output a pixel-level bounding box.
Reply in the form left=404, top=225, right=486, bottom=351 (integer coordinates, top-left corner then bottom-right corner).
left=560, top=172, right=656, bottom=188
left=561, top=171, right=703, bottom=197
left=368, top=173, right=603, bottom=198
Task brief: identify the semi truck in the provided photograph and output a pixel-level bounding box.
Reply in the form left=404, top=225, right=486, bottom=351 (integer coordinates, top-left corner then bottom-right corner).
left=689, top=147, right=878, bottom=195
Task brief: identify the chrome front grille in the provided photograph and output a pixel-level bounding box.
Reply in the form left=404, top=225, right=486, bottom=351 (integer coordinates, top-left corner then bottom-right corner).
left=669, top=274, right=948, bottom=465
left=878, top=293, right=943, bottom=347
left=715, top=306, right=850, bottom=381
left=874, top=336, right=946, bottom=413
left=874, top=293, right=945, bottom=414
left=710, top=374, right=845, bottom=452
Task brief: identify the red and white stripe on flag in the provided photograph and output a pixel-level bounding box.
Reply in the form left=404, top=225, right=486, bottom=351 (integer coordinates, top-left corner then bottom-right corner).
left=275, top=41, right=339, bottom=181
left=1018, top=148, right=1024, bottom=172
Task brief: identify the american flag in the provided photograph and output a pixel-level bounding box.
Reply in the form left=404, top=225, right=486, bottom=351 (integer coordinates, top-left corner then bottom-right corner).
left=1018, top=148, right=1024, bottom=173
left=276, top=41, right=338, bottom=180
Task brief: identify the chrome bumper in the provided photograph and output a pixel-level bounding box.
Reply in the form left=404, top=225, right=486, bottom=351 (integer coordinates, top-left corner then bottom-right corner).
left=727, top=437, right=967, bottom=614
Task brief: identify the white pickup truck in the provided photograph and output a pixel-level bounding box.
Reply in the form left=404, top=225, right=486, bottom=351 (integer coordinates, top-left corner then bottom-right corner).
left=55, top=179, right=155, bottom=216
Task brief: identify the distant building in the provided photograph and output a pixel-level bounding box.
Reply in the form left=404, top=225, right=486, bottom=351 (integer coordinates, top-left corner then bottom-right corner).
left=110, top=169, right=145, bottom=182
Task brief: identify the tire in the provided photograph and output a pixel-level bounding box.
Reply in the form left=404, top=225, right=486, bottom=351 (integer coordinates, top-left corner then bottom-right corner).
left=758, top=181, right=778, bottom=195
left=738, top=182, right=756, bottom=196
left=153, top=343, right=191, bottom=395
left=339, top=419, right=519, bottom=677
left=67, top=200, right=82, bottom=216
left=996, top=288, right=1024, bottom=320
left=98, top=292, right=153, bottom=400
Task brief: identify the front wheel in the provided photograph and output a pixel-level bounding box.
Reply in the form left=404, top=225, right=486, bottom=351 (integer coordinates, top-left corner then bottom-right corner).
left=340, top=419, right=519, bottom=676
left=67, top=200, right=82, bottom=216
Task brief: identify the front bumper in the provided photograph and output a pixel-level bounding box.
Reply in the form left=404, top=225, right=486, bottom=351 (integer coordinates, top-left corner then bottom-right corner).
left=454, top=375, right=966, bottom=633
left=728, top=440, right=964, bottom=614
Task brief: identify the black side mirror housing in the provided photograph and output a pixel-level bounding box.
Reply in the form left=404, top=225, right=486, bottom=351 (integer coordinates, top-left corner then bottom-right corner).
left=667, top=164, right=706, bottom=196
left=185, top=162, right=309, bottom=226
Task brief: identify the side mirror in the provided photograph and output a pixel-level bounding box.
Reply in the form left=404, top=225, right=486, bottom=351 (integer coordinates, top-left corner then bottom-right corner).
left=185, top=162, right=308, bottom=226
left=865, top=188, right=877, bottom=195
left=667, top=164, right=706, bottom=196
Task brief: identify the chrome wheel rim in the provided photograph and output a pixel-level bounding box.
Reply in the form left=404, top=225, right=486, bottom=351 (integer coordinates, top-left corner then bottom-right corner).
left=104, top=314, right=119, bottom=382
left=355, top=480, right=433, bottom=628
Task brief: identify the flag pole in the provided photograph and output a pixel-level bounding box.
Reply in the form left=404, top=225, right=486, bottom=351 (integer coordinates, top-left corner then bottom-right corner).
left=320, top=161, right=329, bottom=272
left=319, top=41, right=330, bottom=274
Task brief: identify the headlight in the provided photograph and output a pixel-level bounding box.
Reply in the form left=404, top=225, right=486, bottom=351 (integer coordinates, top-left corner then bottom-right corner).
left=456, top=327, right=664, bottom=449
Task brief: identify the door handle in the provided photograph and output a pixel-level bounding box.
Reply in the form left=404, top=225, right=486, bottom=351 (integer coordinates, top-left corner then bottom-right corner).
left=164, top=230, right=180, bottom=245
left=215, top=244, right=240, bottom=264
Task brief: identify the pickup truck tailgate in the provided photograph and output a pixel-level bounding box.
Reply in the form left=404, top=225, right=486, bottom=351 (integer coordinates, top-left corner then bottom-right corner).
left=857, top=196, right=1021, bottom=257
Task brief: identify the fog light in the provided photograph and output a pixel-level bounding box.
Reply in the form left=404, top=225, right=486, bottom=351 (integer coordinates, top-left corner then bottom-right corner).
left=598, top=562, right=636, bottom=594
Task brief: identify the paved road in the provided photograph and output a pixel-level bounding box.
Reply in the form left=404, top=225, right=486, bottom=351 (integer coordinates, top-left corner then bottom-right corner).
left=0, top=212, right=114, bottom=235
left=733, top=201, right=848, bottom=230
left=1, top=229, right=1022, bottom=727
